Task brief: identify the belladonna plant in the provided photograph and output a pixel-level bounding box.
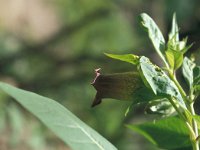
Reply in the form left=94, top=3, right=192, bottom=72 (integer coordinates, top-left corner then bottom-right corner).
left=91, top=13, right=200, bottom=150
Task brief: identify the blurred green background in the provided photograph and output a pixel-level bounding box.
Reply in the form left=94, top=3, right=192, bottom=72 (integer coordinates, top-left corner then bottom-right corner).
left=0, top=0, right=200, bottom=150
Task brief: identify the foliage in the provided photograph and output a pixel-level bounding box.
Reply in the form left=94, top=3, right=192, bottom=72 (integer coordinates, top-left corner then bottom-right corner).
left=0, top=2, right=200, bottom=149
left=140, top=13, right=167, bottom=67
left=127, top=117, right=190, bottom=150
left=92, top=13, right=200, bottom=150
left=0, top=82, right=117, bottom=150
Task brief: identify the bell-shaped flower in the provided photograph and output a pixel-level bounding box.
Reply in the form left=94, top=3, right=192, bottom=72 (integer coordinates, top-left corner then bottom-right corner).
left=91, top=68, right=157, bottom=107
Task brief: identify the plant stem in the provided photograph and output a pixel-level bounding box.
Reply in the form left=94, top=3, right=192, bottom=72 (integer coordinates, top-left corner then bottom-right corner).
left=168, top=71, right=189, bottom=110
left=189, top=87, right=199, bottom=150
left=192, top=138, right=199, bottom=150
left=168, top=71, right=199, bottom=150
left=169, top=98, right=186, bottom=121
left=169, top=72, right=186, bottom=98
left=189, top=102, right=199, bottom=150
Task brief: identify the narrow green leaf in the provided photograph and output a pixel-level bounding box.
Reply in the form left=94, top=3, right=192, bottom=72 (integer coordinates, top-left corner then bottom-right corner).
left=140, top=13, right=168, bottom=67
left=192, top=115, right=200, bottom=129
left=193, top=66, right=200, bottom=85
left=181, top=42, right=193, bottom=54
left=104, top=53, right=139, bottom=65
left=0, top=82, right=117, bottom=150
left=169, top=13, right=179, bottom=42
left=182, top=58, right=200, bottom=94
left=182, top=57, right=195, bottom=88
left=139, top=56, right=186, bottom=108
left=193, top=66, right=200, bottom=93
left=127, top=117, right=191, bottom=149
left=194, top=85, right=200, bottom=92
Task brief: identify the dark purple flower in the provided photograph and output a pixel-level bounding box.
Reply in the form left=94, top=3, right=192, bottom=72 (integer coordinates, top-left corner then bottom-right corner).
left=91, top=68, right=156, bottom=107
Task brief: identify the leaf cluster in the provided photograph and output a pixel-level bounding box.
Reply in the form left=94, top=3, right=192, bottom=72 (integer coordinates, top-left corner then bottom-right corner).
left=105, top=13, right=200, bottom=150
left=0, top=13, right=199, bottom=150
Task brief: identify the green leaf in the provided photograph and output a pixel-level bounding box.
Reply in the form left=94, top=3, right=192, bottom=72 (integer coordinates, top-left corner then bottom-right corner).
left=127, top=117, right=191, bottom=149
left=182, top=57, right=195, bottom=88
left=193, top=66, right=200, bottom=93
left=182, top=57, right=200, bottom=93
left=173, top=146, right=193, bottom=150
left=165, top=49, right=175, bottom=69
left=139, top=56, right=186, bottom=108
left=193, top=66, right=200, bottom=85
left=144, top=98, right=175, bottom=117
left=181, top=41, right=193, bottom=54
left=165, top=14, right=185, bottom=71
left=165, top=49, right=183, bottom=70
left=104, top=53, right=139, bottom=65
left=140, top=13, right=168, bottom=67
left=169, top=13, right=179, bottom=43
left=192, top=115, right=200, bottom=130
left=0, top=82, right=117, bottom=150
left=174, top=52, right=183, bottom=70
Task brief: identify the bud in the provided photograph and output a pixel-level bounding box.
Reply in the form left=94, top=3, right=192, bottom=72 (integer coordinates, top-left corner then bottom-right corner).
left=91, top=68, right=157, bottom=107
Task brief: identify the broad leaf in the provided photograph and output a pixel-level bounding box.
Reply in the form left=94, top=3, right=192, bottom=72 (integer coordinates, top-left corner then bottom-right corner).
left=182, top=57, right=195, bottom=88
left=0, top=82, right=117, bottom=150
left=140, top=13, right=168, bottom=67
left=127, top=117, right=191, bottom=149
left=104, top=53, right=139, bottom=65
left=165, top=49, right=183, bottom=70
left=144, top=98, right=175, bottom=117
left=139, top=56, right=186, bottom=108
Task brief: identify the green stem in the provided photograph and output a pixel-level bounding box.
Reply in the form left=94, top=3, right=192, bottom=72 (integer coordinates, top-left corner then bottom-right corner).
left=169, top=98, right=197, bottom=148
left=189, top=102, right=199, bottom=150
left=169, top=72, right=186, bottom=98
left=192, top=139, right=199, bottom=150
left=169, top=98, right=186, bottom=121
left=168, top=71, right=199, bottom=150
left=189, top=87, right=199, bottom=150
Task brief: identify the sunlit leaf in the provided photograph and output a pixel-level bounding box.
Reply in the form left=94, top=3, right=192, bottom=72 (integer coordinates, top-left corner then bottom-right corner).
left=165, top=49, right=183, bottom=70
left=104, top=53, right=139, bottom=65
left=182, top=57, right=195, bottom=88
left=139, top=56, right=186, bottom=108
left=140, top=13, right=168, bottom=67
left=169, top=13, right=179, bottom=43
left=0, top=82, right=117, bottom=150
